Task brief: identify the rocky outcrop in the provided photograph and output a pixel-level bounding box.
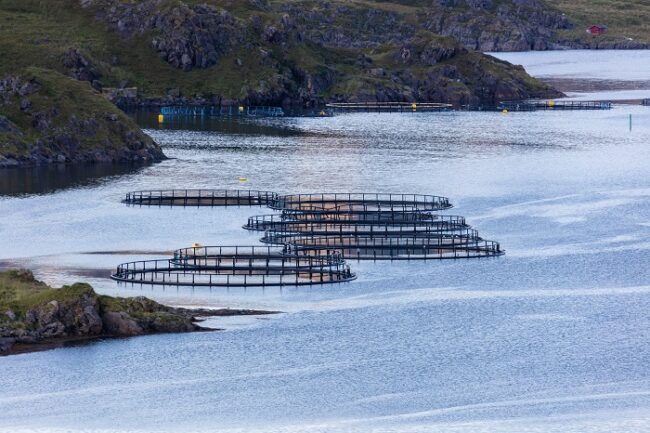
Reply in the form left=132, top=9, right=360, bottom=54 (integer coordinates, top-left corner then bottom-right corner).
left=423, top=0, right=572, bottom=51
left=62, top=48, right=102, bottom=89
left=82, top=0, right=244, bottom=70
left=73, top=0, right=561, bottom=106
left=1, top=1, right=566, bottom=111
left=0, top=269, right=277, bottom=355
left=0, top=68, right=165, bottom=168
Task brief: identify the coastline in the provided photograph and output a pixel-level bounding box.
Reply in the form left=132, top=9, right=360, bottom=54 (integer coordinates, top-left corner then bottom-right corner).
left=2, top=308, right=279, bottom=357
left=0, top=270, right=279, bottom=357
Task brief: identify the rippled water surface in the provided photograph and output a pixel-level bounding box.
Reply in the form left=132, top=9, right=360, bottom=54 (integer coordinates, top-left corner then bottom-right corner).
left=1, top=56, right=650, bottom=433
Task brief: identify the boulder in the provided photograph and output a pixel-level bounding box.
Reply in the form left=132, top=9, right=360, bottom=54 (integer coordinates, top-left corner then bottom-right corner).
left=102, top=312, right=144, bottom=336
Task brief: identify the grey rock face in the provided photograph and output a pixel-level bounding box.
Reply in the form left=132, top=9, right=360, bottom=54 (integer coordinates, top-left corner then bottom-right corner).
left=0, top=115, right=22, bottom=135
left=102, top=312, right=144, bottom=336
left=62, top=48, right=100, bottom=83
left=424, top=0, right=572, bottom=51
left=83, top=0, right=244, bottom=70
left=0, top=338, right=16, bottom=353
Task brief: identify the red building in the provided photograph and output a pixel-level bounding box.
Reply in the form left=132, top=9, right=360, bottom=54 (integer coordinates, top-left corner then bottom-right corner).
left=587, top=25, right=608, bottom=36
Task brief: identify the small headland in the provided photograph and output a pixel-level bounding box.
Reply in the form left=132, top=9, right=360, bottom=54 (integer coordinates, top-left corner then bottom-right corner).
left=0, top=68, right=165, bottom=168
left=0, top=269, right=277, bottom=356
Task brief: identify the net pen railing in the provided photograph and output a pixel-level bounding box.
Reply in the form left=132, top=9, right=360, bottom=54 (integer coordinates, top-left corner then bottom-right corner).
left=283, top=237, right=504, bottom=260
left=172, top=245, right=346, bottom=269
left=276, top=209, right=464, bottom=224
left=244, top=214, right=470, bottom=234
left=268, top=193, right=452, bottom=212
left=262, top=232, right=483, bottom=248
left=257, top=224, right=480, bottom=240
left=111, top=247, right=356, bottom=287
left=123, top=189, right=278, bottom=207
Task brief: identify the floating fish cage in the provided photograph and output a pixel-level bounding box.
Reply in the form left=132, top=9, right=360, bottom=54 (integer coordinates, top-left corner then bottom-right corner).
left=273, top=209, right=465, bottom=224
left=325, top=102, right=453, bottom=112
left=281, top=237, right=503, bottom=260
left=123, top=190, right=277, bottom=207
left=268, top=193, right=452, bottom=213
left=116, top=189, right=505, bottom=286
left=248, top=219, right=475, bottom=239
left=244, top=213, right=469, bottom=233
left=111, top=246, right=355, bottom=287
left=498, top=100, right=612, bottom=112
left=172, top=245, right=344, bottom=268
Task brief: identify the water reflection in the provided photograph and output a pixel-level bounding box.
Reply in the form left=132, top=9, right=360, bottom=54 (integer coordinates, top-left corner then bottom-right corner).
left=0, top=162, right=150, bottom=197
left=130, top=109, right=306, bottom=136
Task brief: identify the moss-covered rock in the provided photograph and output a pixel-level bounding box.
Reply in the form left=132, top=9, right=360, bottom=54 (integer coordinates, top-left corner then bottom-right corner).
left=0, top=269, right=275, bottom=356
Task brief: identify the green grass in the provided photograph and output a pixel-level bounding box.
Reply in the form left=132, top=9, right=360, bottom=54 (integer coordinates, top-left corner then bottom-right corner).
left=0, top=0, right=559, bottom=103
left=0, top=67, right=156, bottom=159
left=546, top=0, right=650, bottom=44
left=0, top=270, right=94, bottom=320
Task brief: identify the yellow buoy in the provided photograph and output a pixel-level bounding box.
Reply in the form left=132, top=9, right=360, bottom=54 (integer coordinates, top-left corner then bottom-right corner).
left=547, top=100, right=555, bottom=108
left=239, top=106, right=245, bottom=113
left=157, top=114, right=164, bottom=123
left=411, top=103, right=417, bottom=111
left=319, top=110, right=326, bottom=116
left=502, top=108, right=509, bottom=114
left=238, top=176, right=247, bottom=182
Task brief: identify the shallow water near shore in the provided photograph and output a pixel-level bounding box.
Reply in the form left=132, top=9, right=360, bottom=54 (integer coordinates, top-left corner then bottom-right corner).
left=1, top=52, right=650, bottom=432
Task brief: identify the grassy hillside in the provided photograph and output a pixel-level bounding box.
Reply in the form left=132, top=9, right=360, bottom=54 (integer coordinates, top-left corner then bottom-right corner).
left=547, top=0, right=650, bottom=46
left=0, top=67, right=164, bottom=166
left=0, top=0, right=559, bottom=106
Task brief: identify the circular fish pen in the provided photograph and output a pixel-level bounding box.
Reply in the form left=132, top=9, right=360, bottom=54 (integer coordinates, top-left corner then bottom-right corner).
left=280, top=236, right=503, bottom=260
left=172, top=245, right=345, bottom=269
left=123, top=189, right=277, bottom=207
left=278, top=209, right=464, bottom=224
left=116, top=189, right=504, bottom=286
left=268, top=193, right=452, bottom=213
left=111, top=246, right=356, bottom=287
left=244, top=214, right=470, bottom=235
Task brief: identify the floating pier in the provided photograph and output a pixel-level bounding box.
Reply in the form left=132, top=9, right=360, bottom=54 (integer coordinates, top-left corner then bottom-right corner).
left=326, top=102, right=453, bottom=112
left=111, top=246, right=355, bottom=287
left=160, top=105, right=285, bottom=118
left=123, top=190, right=277, bottom=207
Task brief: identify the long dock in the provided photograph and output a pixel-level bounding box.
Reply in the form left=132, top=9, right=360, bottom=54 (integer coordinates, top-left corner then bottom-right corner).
left=326, top=102, right=453, bottom=112
left=498, top=100, right=612, bottom=111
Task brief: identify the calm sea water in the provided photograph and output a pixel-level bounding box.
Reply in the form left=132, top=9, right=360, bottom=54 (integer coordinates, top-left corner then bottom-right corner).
left=1, top=52, right=650, bottom=433
left=491, top=49, right=650, bottom=81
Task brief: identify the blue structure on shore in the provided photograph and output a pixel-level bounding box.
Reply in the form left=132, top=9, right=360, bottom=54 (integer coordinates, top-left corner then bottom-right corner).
left=160, top=105, right=285, bottom=118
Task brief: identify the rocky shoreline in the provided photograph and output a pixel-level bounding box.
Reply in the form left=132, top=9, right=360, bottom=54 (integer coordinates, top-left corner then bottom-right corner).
left=0, top=270, right=278, bottom=356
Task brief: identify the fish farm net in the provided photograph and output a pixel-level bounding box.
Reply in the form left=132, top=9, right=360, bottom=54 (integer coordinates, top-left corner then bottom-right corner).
left=244, top=214, right=470, bottom=235
left=116, top=190, right=504, bottom=286
left=251, top=192, right=503, bottom=260
left=268, top=193, right=452, bottom=213
left=111, top=246, right=355, bottom=287
left=123, top=189, right=277, bottom=207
